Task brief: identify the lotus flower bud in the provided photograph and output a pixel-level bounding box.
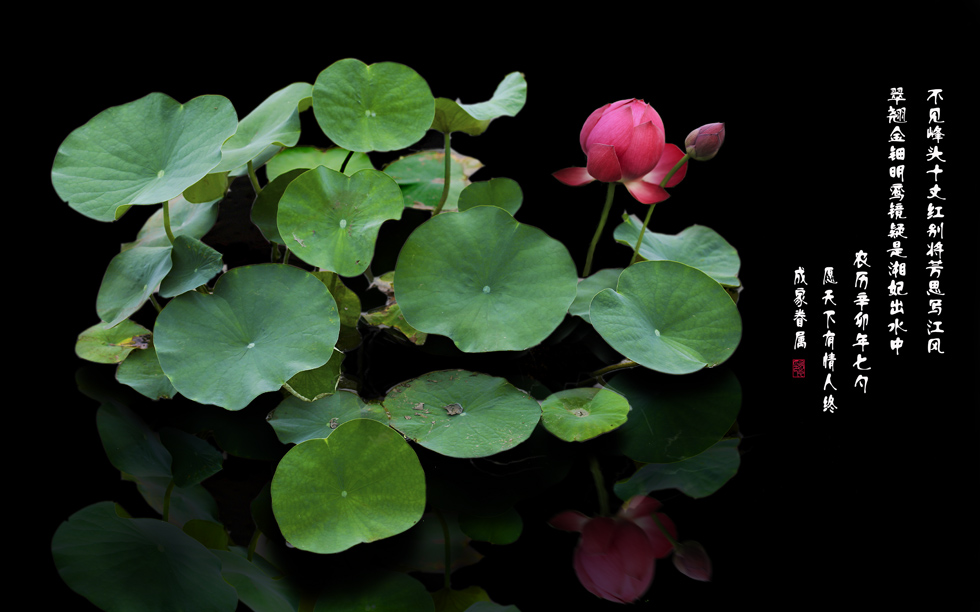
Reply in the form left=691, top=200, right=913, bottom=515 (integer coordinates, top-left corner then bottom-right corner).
left=684, top=122, right=725, bottom=161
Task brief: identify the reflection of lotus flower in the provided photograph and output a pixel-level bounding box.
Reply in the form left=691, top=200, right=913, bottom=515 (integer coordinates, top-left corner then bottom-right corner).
left=672, top=540, right=712, bottom=581
left=549, top=496, right=676, bottom=603
left=553, top=99, right=687, bottom=204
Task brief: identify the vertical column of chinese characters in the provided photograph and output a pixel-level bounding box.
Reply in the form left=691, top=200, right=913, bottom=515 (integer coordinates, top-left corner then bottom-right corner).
left=793, top=267, right=807, bottom=384
left=925, top=88, right=945, bottom=354
left=821, top=267, right=838, bottom=412
left=853, top=252, right=870, bottom=395
left=886, top=88, right=908, bottom=357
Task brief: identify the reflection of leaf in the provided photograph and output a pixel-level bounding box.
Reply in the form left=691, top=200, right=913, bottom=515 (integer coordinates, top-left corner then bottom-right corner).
left=608, top=367, right=741, bottom=463
left=614, top=438, right=741, bottom=500
left=52, top=502, right=238, bottom=612
left=312, top=569, right=434, bottom=612
left=216, top=550, right=302, bottom=612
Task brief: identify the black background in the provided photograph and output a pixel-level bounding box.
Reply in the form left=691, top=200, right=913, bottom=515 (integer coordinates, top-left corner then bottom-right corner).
left=29, top=5, right=978, bottom=610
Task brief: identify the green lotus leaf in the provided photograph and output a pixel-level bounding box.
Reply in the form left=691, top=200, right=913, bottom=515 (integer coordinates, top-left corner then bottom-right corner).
left=568, top=268, right=623, bottom=323
left=313, top=570, right=434, bottom=612
left=52, top=502, right=239, bottom=612
left=116, top=342, right=179, bottom=400
left=395, top=206, right=577, bottom=352
left=154, top=264, right=340, bottom=410
left=122, top=195, right=220, bottom=250
left=313, top=58, right=434, bottom=152
left=590, top=261, right=742, bottom=374
left=96, top=246, right=174, bottom=328
left=265, top=146, right=375, bottom=182
left=613, top=438, right=741, bottom=500
left=75, top=319, right=151, bottom=364
left=383, top=370, right=541, bottom=458
left=214, top=82, right=313, bottom=173
left=431, top=72, right=527, bottom=135
left=251, top=168, right=305, bottom=245
left=311, top=271, right=362, bottom=327
left=216, top=550, right=302, bottom=612
left=271, top=419, right=426, bottom=554
left=361, top=301, right=428, bottom=345
left=282, top=349, right=344, bottom=402
left=607, top=367, right=741, bottom=463
left=159, top=235, right=223, bottom=298
left=540, top=387, right=630, bottom=442
left=277, top=166, right=403, bottom=276
left=384, top=149, right=482, bottom=211
left=614, top=216, right=741, bottom=287
left=52, top=93, right=238, bottom=222
left=183, top=171, right=229, bottom=203
left=268, top=389, right=387, bottom=444
left=457, top=177, right=523, bottom=216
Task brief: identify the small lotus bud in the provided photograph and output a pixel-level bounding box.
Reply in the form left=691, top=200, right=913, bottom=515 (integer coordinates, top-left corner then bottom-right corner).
left=672, top=540, right=712, bottom=581
left=684, top=122, right=725, bottom=161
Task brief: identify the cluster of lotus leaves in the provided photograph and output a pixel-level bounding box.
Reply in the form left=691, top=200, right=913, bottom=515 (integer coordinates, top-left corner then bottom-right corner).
left=53, top=58, right=745, bottom=606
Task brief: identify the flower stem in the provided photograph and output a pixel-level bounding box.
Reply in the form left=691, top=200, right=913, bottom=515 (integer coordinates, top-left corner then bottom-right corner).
left=247, top=159, right=262, bottom=195
left=629, top=153, right=690, bottom=265
left=629, top=204, right=656, bottom=266
left=589, top=455, right=610, bottom=517
left=650, top=512, right=680, bottom=547
left=162, top=200, right=176, bottom=244
left=162, top=479, right=175, bottom=523
left=583, top=182, right=616, bottom=277
left=247, top=527, right=261, bottom=562
left=432, top=132, right=452, bottom=215
left=589, top=359, right=639, bottom=381
left=660, top=153, right=691, bottom=188
left=434, top=510, right=453, bottom=589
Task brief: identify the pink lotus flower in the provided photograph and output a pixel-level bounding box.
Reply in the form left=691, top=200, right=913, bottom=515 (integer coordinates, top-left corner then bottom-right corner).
left=553, top=99, right=687, bottom=204
left=549, top=496, right=676, bottom=603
